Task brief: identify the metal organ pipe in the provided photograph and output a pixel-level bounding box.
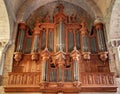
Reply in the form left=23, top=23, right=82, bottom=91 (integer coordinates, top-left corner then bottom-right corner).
left=80, top=22, right=89, bottom=52
left=33, top=35, right=39, bottom=52
left=42, top=61, right=48, bottom=81
left=31, top=21, right=40, bottom=61
left=73, top=60, right=79, bottom=81
left=16, top=23, right=26, bottom=52
left=95, top=23, right=106, bottom=52
left=32, top=21, right=40, bottom=53
left=58, top=67, right=62, bottom=82
left=56, top=21, right=65, bottom=51
left=14, top=23, right=26, bottom=62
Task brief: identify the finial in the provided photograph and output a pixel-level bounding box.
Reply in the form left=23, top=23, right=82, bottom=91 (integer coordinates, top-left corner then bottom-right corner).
left=45, top=14, right=50, bottom=23
left=34, top=17, right=41, bottom=27
left=57, top=4, right=64, bottom=13
left=71, top=14, right=76, bottom=23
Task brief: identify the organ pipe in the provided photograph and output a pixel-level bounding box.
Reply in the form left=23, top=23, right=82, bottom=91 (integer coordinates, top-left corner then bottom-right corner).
left=33, top=35, right=39, bottom=52
left=14, top=23, right=26, bottom=62
left=73, top=60, right=79, bottom=81
left=80, top=21, right=91, bottom=60
left=56, top=21, right=65, bottom=51
left=58, top=67, right=63, bottom=82
left=95, top=23, right=106, bottom=52
left=80, top=21, right=89, bottom=52
left=31, top=20, right=40, bottom=61
left=42, top=61, right=48, bottom=81
left=94, top=21, right=108, bottom=61
left=16, top=23, right=26, bottom=52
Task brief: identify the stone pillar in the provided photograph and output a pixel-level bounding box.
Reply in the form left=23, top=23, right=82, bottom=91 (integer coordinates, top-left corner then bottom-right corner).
left=110, top=40, right=120, bottom=77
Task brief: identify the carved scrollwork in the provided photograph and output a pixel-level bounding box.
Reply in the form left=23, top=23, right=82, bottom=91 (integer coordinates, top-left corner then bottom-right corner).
left=99, top=52, right=108, bottom=61
left=82, top=52, right=91, bottom=60
left=39, top=82, right=49, bottom=88
left=70, top=47, right=80, bottom=61
left=54, top=51, right=66, bottom=68
left=57, top=82, right=64, bottom=88
left=72, top=81, right=81, bottom=87
left=31, top=52, right=39, bottom=61
left=14, top=52, right=22, bottom=62
left=41, top=48, right=50, bottom=61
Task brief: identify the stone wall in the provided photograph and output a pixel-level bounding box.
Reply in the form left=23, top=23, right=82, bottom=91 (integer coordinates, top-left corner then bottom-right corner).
left=0, top=0, right=10, bottom=75
left=110, top=0, right=120, bottom=39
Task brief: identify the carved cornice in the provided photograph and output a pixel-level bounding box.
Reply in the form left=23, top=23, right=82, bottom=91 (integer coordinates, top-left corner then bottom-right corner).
left=39, top=82, right=82, bottom=89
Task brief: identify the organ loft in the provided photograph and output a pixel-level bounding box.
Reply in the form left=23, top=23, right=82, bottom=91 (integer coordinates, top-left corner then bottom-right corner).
left=5, top=4, right=117, bottom=93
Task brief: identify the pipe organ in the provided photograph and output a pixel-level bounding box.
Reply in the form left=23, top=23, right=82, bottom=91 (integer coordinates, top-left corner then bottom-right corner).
left=5, top=4, right=117, bottom=93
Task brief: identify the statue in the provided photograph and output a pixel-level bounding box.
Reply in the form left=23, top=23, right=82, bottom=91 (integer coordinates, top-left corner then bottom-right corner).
left=45, top=14, right=50, bottom=23
left=70, top=14, right=76, bottom=23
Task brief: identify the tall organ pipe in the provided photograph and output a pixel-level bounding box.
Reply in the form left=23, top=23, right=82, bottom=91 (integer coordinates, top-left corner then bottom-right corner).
left=31, top=21, right=40, bottom=61
left=32, top=22, right=41, bottom=53
left=16, top=23, right=26, bottom=52
left=33, top=35, right=39, bottom=52
left=80, top=22, right=89, bottom=52
left=56, top=21, right=65, bottom=51
left=73, top=60, right=79, bottom=81
left=95, top=23, right=106, bottom=52
left=42, top=61, right=48, bottom=81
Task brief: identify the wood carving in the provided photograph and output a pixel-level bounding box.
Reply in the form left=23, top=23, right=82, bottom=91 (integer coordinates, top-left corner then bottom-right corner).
left=5, top=4, right=117, bottom=93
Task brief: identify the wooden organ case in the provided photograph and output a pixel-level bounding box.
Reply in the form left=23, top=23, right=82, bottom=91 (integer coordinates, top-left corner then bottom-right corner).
left=5, top=4, right=117, bottom=93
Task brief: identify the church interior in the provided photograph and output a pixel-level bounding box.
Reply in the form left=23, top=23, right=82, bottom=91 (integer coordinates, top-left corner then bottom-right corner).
left=0, top=0, right=120, bottom=94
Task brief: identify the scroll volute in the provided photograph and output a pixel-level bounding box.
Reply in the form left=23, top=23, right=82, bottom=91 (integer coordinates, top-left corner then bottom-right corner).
left=99, top=52, right=108, bottom=61
left=82, top=52, right=91, bottom=60
left=14, top=52, right=22, bottom=62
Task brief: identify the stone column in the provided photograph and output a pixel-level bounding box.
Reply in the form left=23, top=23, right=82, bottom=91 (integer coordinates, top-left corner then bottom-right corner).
left=110, top=40, right=120, bottom=77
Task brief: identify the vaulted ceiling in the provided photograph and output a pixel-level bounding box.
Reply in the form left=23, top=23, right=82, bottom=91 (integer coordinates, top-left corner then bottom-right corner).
left=2, top=0, right=117, bottom=42
left=4, top=0, right=113, bottom=22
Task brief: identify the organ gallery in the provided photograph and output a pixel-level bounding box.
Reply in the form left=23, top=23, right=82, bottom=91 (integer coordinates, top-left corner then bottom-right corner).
left=5, top=4, right=117, bottom=93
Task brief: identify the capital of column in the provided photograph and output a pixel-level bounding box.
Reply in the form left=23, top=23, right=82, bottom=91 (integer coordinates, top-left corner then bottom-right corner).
left=109, top=40, right=120, bottom=47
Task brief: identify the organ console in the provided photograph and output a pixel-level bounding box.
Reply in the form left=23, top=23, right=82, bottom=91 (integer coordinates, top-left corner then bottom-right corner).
left=5, top=4, right=117, bottom=93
